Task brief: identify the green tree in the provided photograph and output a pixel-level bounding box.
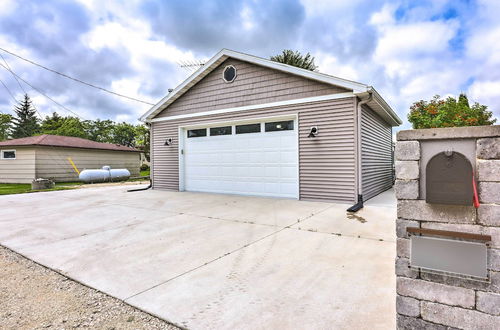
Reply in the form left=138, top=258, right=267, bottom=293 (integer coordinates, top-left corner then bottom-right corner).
left=110, top=122, right=136, bottom=147
left=41, top=113, right=88, bottom=138
left=11, top=94, right=40, bottom=138
left=41, top=112, right=64, bottom=132
left=134, top=124, right=150, bottom=161
left=84, top=119, right=114, bottom=142
left=270, top=50, right=318, bottom=71
left=0, top=113, right=13, bottom=141
left=408, top=94, right=496, bottom=129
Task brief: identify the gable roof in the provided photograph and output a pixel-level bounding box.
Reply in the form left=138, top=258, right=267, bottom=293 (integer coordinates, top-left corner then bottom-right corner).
left=140, top=49, right=402, bottom=126
left=0, top=135, right=140, bottom=152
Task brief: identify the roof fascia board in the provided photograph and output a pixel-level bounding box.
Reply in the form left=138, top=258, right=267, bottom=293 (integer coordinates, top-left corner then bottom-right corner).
left=151, top=92, right=356, bottom=123
left=369, top=88, right=402, bottom=125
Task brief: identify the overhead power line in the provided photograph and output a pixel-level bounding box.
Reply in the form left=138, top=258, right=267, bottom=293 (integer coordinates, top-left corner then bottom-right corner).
left=0, top=47, right=154, bottom=106
left=0, top=62, right=84, bottom=120
left=1, top=53, right=25, bottom=93
left=1, top=54, right=44, bottom=119
left=0, top=77, right=18, bottom=103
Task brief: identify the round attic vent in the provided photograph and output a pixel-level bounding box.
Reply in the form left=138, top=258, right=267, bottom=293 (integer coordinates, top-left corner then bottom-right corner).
left=222, top=65, right=237, bottom=83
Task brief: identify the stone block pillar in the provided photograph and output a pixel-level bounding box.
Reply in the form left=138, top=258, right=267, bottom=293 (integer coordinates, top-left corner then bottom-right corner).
left=395, top=126, right=500, bottom=329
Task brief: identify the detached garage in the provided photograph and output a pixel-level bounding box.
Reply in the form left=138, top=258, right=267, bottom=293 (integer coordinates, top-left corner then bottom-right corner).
left=141, top=49, right=402, bottom=205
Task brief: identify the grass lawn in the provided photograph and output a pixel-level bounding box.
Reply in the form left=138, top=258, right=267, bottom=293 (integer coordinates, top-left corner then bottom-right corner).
left=0, top=171, right=150, bottom=196
left=0, top=183, right=80, bottom=196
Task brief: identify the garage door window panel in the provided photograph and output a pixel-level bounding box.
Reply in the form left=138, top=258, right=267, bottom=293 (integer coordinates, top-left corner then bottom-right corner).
left=187, top=128, right=207, bottom=138
left=265, top=120, right=294, bottom=132
left=210, top=126, right=232, bottom=136
left=236, top=123, right=261, bottom=134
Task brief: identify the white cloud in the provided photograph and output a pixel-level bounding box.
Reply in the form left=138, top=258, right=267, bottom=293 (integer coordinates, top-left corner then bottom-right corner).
left=240, top=6, right=255, bottom=31
left=468, top=80, right=500, bottom=111
left=314, top=53, right=360, bottom=81
left=0, top=0, right=17, bottom=16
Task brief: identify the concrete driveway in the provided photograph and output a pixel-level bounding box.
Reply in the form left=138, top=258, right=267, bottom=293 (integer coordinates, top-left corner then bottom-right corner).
left=0, top=185, right=396, bottom=329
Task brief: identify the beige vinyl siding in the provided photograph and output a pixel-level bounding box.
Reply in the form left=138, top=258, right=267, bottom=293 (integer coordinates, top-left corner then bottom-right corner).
left=152, top=97, right=357, bottom=203
left=156, top=58, right=349, bottom=118
left=35, top=147, right=141, bottom=182
left=0, top=147, right=36, bottom=183
left=361, top=105, right=393, bottom=201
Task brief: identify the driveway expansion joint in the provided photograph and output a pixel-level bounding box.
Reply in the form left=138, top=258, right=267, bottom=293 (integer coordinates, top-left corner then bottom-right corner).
left=123, top=204, right=335, bottom=302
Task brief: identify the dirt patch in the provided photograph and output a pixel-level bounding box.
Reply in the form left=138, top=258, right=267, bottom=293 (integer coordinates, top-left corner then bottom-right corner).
left=0, top=245, right=179, bottom=329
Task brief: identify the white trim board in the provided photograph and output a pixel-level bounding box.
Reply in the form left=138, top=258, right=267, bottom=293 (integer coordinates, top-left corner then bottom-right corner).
left=151, top=93, right=355, bottom=123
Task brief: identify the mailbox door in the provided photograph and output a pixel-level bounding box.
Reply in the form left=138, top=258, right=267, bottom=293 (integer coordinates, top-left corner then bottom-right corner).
left=426, top=152, right=473, bottom=205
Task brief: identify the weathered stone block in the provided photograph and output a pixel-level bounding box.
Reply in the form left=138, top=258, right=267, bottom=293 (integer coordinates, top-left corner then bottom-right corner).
left=396, top=161, right=419, bottom=180
left=476, top=291, right=500, bottom=316
left=421, top=301, right=500, bottom=330
left=397, top=200, right=476, bottom=223
left=395, top=257, right=419, bottom=278
left=477, top=159, right=500, bottom=182
left=396, top=141, right=420, bottom=161
left=396, top=295, right=420, bottom=317
left=395, top=180, right=419, bottom=199
left=478, top=182, right=500, bottom=204
left=477, top=137, right=500, bottom=160
left=396, top=219, right=419, bottom=238
left=483, top=227, right=500, bottom=248
left=397, top=277, right=475, bottom=308
left=491, top=271, right=500, bottom=292
left=397, top=314, right=448, bottom=330
left=478, top=204, right=500, bottom=226
left=489, top=249, right=500, bottom=272
left=31, top=178, right=55, bottom=190
left=420, top=270, right=498, bottom=292
left=397, top=238, right=410, bottom=258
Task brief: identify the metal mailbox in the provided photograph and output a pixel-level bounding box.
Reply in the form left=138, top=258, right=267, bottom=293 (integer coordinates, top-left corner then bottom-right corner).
left=426, top=151, right=473, bottom=205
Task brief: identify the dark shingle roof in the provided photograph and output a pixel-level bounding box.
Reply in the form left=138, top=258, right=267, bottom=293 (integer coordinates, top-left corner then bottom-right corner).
left=0, top=135, right=140, bottom=152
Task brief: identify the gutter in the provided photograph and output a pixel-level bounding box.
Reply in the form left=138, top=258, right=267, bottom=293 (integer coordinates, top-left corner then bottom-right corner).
left=347, top=92, right=373, bottom=213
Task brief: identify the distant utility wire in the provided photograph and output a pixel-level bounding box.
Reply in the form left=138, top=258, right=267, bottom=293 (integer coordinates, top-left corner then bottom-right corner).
left=0, top=77, right=18, bottom=103
left=0, top=47, right=154, bottom=106
left=1, top=53, right=26, bottom=93
left=1, top=54, right=44, bottom=119
left=0, top=62, right=84, bottom=120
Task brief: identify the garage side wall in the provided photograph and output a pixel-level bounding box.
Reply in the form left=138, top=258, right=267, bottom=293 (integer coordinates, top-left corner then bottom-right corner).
left=35, top=147, right=141, bottom=182
left=152, top=97, right=357, bottom=203
left=0, top=147, right=36, bottom=183
left=361, top=105, right=393, bottom=200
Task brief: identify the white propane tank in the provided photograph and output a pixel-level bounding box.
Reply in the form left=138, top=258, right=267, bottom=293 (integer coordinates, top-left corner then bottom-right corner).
left=79, top=166, right=131, bottom=183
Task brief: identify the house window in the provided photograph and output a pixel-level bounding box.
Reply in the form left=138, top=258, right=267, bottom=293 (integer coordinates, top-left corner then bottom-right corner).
left=222, top=65, right=237, bottom=83
left=187, top=129, right=207, bottom=138
left=265, top=120, right=294, bottom=132
left=236, top=123, right=261, bottom=134
left=210, top=126, right=232, bottom=136
left=1, top=150, right=16, bottom=159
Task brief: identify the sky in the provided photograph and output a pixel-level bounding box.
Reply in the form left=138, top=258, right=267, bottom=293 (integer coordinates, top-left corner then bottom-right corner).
left=0, top=0, right=499, bottom=130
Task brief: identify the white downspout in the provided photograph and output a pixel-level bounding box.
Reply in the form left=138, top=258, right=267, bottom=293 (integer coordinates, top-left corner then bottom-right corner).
left=348, top=91, right=373, bottom=212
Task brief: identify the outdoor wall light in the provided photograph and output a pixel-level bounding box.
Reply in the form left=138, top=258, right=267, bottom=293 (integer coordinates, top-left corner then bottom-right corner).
left=164, top=138, right=173, bottom=146
left=308, top=126, right=319, bottom=138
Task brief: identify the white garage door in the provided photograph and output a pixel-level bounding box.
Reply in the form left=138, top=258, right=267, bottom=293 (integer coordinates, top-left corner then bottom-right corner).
left=182, top=118, right=298, bottom=198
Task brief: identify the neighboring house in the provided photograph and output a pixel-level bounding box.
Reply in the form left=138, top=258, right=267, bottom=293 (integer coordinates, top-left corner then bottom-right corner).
left=140, top=49, right=402, bottom=204
left=0, top=135, right=141, bottom=183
